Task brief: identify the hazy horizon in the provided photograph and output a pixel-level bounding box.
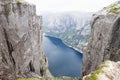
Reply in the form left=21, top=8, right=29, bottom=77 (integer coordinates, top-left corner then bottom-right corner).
left=25, top=0, right=118, bottom=15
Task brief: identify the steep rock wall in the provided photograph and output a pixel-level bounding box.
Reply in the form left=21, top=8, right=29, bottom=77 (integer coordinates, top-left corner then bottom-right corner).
left=83, top=1, right=120, bottom=74
left=0, top=0, right=50, bottom=79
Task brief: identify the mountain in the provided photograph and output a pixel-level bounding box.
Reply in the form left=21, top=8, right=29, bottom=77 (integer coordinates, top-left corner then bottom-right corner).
left=83, top=0, right=120, bottom=75
left=43, top=35, right=83, bottom=77
left=42, top=12, right=93, bottom=52
left=0, top=0, right=51, bottom=79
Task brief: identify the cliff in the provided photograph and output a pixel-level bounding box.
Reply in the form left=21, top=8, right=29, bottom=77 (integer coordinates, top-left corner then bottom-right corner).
left=83, top=1, right=120, bottom=74
left=0, top=0, right=51, bottom=79
left=83, top=61, right=120, bottom=80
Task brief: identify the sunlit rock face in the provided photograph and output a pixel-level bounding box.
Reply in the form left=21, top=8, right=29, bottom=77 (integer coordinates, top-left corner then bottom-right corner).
left=0, top=0, right=51, bottom=79
left=83, top=61, right=120, bottom=80
left=83, top=1, right=120, bottom=74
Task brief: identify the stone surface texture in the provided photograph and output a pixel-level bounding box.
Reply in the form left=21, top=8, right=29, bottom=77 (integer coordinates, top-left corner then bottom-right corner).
left=0, top=0, right=51, bottom=79
left=83, top=1, right=120, bottom=74
left=83, top=61, right=120, bottom=80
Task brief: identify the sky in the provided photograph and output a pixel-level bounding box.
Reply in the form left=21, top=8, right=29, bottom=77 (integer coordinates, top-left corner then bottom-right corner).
left=25, top=0, right=118, bottom=15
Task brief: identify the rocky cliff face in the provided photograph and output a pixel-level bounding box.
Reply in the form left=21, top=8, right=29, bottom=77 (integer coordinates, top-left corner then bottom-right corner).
left=83, top=1, right=120, bottom=74
left=0, top=0, right=50, bottom=79
left=83, top=61, right=120, bottom=80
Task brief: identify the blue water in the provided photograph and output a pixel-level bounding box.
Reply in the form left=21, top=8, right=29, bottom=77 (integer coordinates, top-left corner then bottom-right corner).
left=43, top=35, right=83, bottom=77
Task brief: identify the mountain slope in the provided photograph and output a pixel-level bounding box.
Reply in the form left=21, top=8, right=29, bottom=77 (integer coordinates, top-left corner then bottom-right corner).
left=42, top=12, right=92, bottom=52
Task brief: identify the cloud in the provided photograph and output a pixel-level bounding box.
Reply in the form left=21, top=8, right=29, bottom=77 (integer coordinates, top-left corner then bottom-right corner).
left=25, top=0, right=118, bottom=14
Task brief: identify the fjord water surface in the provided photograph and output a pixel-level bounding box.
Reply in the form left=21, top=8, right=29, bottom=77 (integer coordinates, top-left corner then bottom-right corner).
left=43, top=35, right=83, bottom=77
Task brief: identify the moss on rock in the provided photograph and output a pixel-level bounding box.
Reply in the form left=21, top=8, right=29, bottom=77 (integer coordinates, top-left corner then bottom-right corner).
left=106, top=1, right=120, bottom=14
left=16, top=0, right=21, bottom=3
left=84, top=61, right=109, bottom=80
left=108, top=5, right=120, bottom=13
left=17, top=78, right=45, bottom=80
left=17, top=77, right=81, bottom=80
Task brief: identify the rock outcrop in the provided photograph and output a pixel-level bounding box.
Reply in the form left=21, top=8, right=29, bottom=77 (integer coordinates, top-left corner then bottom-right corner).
left=83, top=61, right=120, bottom=80
left=83, top=1, right=120, bottom=74
left=0, top=0, right=51, bottom=79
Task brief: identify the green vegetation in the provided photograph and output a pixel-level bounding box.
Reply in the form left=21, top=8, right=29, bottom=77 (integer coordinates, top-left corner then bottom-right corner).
left=85, top=70, right=102, bottom=80
left=108, top=1, right=120, bottom=14
left=17, top=78, right=44, bottom=80
left=108, top=5, right=119, bottom=13
left=3, top=3, right=10, bottom=16
left=17, top=77, right=81, bottom=80
left=20, top=61, right=109, bottom=80
left=16, top=0, right=21, bottom=3
left=96, top=61, right=108, bottom=70
left=47, top=28, right=89, bottom=51
left=53, top=77, right=81, bottom=80
left=84, top=61, right=109, bottom=80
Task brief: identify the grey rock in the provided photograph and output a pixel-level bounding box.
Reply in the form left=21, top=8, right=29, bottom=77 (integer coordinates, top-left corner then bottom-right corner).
left=83, top=61, right=120, bottom=80
left=0, top=0, right=51, bottom=79
left=83, top=1, right=120, bottom=74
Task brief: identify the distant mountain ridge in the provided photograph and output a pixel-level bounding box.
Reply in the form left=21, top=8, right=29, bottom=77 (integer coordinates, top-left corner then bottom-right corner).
left=42, top=12, right=93, bottom=52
